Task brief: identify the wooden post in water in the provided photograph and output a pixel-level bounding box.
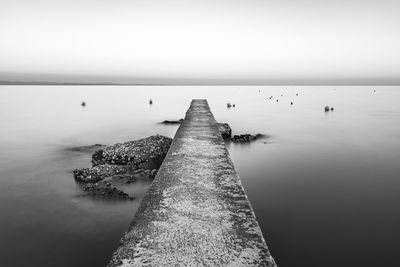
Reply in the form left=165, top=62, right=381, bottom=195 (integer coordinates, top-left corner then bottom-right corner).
left=108, top=99, right=276, bottom=266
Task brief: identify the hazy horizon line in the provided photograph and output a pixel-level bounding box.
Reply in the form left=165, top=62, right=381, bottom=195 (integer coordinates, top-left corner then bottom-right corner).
left=1, top=72, right=400, bottom=86
left=1, top=81, right=399, bottom=86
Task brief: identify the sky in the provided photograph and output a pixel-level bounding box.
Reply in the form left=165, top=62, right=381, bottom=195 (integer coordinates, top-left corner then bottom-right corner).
left=1, top=0, right=400, bottom=84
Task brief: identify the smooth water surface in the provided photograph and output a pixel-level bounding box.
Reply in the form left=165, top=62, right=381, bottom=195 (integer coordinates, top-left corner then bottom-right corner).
left=0, top=86, right=399, bottom=266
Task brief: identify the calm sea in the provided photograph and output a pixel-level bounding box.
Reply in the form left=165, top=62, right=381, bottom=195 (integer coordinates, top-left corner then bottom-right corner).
left=0, top=86, right=399, bottom=266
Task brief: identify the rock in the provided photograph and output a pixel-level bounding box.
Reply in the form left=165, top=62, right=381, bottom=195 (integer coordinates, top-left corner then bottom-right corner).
left=231, top=133, right=267, bottom=143
left=82, top=183, right=135, bottom=201
left=325, top=106, right=330, bottom=112
left=92, top=135, right=172, bottom=169
left=217, top=123, right=232, bottom=139
left=227, top=103, right=232, bottom=108
left=73, top=135, right=171, bottom=201
left=161, top=119, right=183, bottom=124
left=74, top=164, right=131, bottom=183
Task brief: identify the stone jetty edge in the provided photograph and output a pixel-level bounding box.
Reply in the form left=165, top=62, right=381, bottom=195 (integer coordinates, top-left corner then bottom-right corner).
left=108, top=99, right=276, bottom=266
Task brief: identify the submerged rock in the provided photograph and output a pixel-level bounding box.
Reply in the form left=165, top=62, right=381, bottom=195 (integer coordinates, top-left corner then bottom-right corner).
left=82, top=183, right=135, bottom=201
left=217, top=123, right=232, bottom=139
left=161, top=119, right=183, bottom=124
left=66, top=144, right=104, bottom=153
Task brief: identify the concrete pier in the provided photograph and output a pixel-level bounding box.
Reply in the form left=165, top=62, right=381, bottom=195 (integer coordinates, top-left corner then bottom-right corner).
left=108, top=100, right=276, bottom=266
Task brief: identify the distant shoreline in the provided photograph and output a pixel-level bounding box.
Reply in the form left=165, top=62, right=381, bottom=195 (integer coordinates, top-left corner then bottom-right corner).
left=0, top=82, right=399, bottom=86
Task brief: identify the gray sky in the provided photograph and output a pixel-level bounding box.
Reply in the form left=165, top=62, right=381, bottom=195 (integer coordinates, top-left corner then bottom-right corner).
left=1, top=0, right=400, bottom=84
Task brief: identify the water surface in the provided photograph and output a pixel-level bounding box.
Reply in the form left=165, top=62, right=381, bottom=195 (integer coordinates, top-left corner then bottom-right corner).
left=0, top=86, right=399, bottom=266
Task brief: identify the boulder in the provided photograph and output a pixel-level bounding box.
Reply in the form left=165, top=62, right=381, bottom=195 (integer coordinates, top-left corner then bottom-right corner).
left=73, top=135, right=172, bottom=200
left=92, top=134, right=172, bottom=169
left=217, top=123, right=232, bottom=139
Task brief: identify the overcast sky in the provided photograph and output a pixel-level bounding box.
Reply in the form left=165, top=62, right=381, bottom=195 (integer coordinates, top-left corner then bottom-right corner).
left=1, top=0, right=400, bottom=84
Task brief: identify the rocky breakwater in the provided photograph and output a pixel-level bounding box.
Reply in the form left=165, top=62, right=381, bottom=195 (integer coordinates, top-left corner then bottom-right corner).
left=73, top=135, right=172, bottom=200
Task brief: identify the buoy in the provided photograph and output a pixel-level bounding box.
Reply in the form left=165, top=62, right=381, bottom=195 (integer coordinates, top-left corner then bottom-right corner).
left=81, top=102, right=86, bottom=107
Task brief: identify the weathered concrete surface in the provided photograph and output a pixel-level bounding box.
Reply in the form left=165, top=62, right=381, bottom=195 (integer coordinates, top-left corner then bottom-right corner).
left=108, top=100, right=276, bottom=267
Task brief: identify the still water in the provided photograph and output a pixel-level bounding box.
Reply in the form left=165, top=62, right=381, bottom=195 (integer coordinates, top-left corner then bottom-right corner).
left=0, top=86, right=399, bottom=266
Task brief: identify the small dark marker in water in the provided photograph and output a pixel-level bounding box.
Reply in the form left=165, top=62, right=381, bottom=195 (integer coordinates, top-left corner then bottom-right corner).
left=276, top=99, right=279, bottom=102
left=233, top=104, right=236, bottom=107
left=296, top=93, right=298, bottom=96
left=291, top=102, right=293, bottom=105
left=227, top=103, right=232, bottom=108
left=81, top=102, right=86, bottom=107
left=331, top=107, right=334, bottom=111
left=149, top=99, right=153, bottom=105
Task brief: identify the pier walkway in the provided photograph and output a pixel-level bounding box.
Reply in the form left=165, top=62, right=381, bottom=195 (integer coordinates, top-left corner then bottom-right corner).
left=108, top=99, right=276, bottom=266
